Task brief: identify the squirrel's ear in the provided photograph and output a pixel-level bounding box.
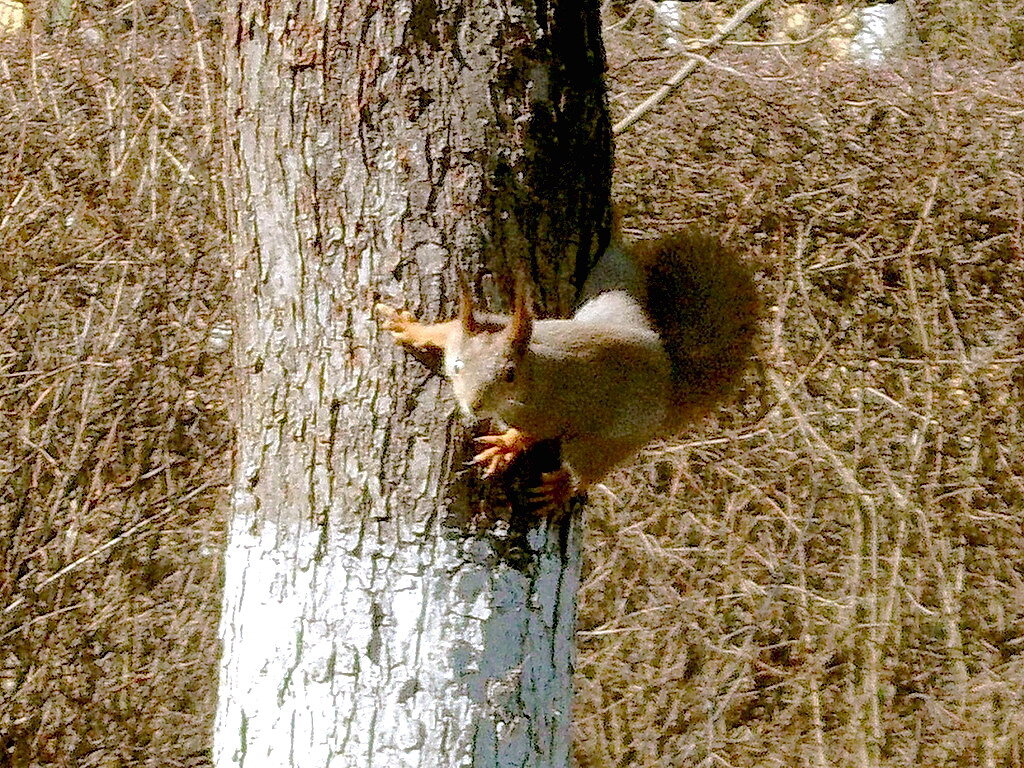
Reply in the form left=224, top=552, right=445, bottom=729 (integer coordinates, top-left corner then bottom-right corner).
left=456, top=268, right=481, bottom=334
left=506, top=270, right=533, bottom=360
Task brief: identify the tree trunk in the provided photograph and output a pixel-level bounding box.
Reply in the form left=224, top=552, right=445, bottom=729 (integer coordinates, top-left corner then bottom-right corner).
left=215, top=2, right=610, bottom=767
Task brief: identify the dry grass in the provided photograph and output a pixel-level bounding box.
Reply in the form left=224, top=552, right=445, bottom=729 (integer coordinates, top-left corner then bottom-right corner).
left=2, top=1, right=1024, bottom=766
left=575, top=4, right=1024, bottom=766
left=0, top=4, right=228, bottom=766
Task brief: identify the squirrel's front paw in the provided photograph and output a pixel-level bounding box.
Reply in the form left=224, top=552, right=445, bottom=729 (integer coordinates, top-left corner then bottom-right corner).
left=375, top=304, right=427, bottom=348
left=471, top=427, right=536, bottom=477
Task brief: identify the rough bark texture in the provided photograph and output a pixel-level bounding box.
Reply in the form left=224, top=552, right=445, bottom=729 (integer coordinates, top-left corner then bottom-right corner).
left=215, top=1, right=610, bottom=766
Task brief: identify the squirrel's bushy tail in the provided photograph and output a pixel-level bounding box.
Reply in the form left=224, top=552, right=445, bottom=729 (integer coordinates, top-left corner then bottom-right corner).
left=633, top=230, right=760, bottom=432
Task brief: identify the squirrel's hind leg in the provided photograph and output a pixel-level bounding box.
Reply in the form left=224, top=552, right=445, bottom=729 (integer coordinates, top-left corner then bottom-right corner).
left=527, top=468, right=579, bottom=516
left=472, top=429, right=581, bottom=515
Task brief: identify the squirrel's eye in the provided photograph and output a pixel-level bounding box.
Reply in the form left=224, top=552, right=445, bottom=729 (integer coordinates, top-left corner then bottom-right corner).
left=500, top=363, right=516, bottom=383
left=450, top=358, right=464, bottom=374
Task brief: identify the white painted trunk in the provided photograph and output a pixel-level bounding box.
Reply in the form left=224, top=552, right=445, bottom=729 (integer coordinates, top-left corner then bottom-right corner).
left=214, top=1, right=609, bottom=765
left=216, top=514, right=581, bottom=767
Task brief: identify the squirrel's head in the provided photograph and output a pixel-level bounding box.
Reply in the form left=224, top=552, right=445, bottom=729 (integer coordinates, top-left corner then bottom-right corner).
left=444, top=272, right=533, bottom=420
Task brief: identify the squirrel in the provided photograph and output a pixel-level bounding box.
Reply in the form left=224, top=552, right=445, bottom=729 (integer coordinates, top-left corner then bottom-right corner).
left=376, top=225, right=759, bottom=511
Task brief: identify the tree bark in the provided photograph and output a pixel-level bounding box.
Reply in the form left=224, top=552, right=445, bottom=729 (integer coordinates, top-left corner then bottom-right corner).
left=215, top=2, right=610, bottom=766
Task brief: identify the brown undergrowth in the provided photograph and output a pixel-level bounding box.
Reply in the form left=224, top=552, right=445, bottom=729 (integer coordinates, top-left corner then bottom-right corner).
left=0, top=5, right=228, bottom=766
left=575, top=6, right=1024, bottom=767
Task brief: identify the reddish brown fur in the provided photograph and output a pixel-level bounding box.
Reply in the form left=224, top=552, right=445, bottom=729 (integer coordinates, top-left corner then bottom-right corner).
left=632, top=230, right=760, bottom=432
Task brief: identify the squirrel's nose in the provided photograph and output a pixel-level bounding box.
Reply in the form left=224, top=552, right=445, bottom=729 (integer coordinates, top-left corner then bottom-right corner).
left=452, top=389, right=477, bottom=419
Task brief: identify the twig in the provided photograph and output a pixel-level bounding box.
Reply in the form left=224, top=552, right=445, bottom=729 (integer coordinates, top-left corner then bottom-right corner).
left=717, top=3, right=856, bottom=49
left=613, top=0, right=772, bottom=136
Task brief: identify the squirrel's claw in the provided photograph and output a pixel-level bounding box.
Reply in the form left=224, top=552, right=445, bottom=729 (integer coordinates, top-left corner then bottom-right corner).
left=471, top=427, right=535, bottom=477
left=470, top=444, right=507, bottom=478
left=527, top=468, right=577, bottom=515
left=373, top=303, right=407, bottom=326
left=374, top=303, right=425, bottom=348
